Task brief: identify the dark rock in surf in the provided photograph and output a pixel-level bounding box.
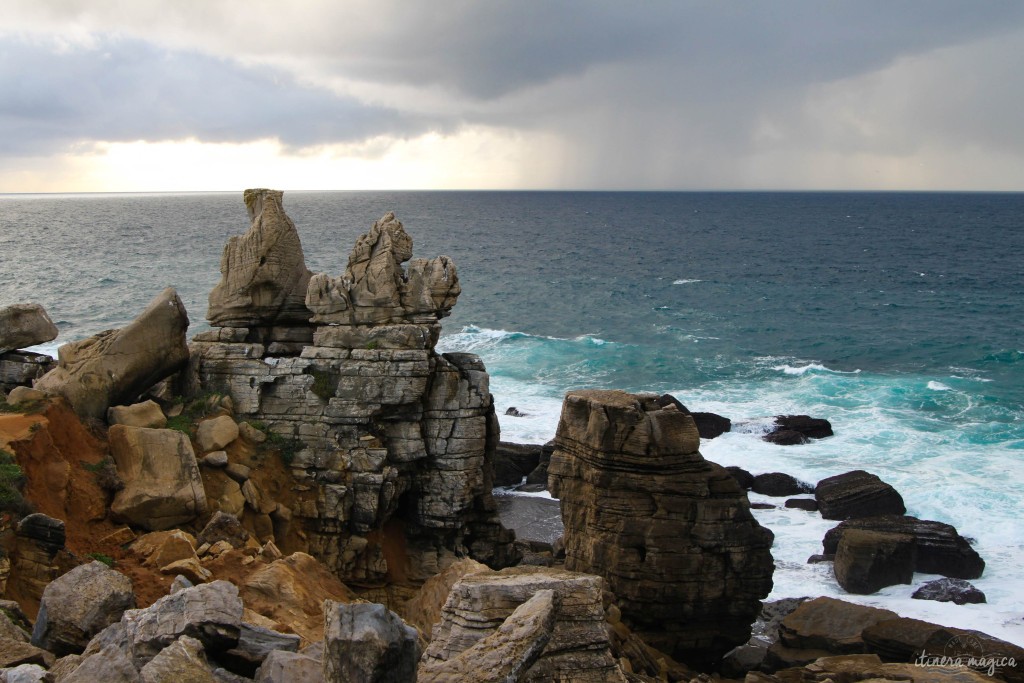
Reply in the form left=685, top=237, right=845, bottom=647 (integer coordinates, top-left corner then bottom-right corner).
left=912, top=578, right=986, bottom=605
left=505, top=406, right=527, bottom=417
left=815, top=470, right=906, bottom=520
left=493, top=442, right=543, bottom=488
left=763, top=414, right=833, bottom=444
left=823, top=515, right=984, bottom=579
left=752, top=472, right=813, bottom=497
left=834, top=529, right=916, bottom=594
left=726, top=466, right=754, bottom=490
left=785, top=498, right=818, bottom=512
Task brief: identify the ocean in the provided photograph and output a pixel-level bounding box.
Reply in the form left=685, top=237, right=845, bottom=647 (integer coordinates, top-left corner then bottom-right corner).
left=2, top=190, right=1022, bottom=643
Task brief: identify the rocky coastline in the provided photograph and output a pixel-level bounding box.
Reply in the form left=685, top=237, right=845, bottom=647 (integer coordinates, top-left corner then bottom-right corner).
left=0, top=189, right=1019, bottom=682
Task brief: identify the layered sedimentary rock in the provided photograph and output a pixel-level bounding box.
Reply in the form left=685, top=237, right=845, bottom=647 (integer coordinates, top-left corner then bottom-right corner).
left=35, top=288, right=189, bottom=420
left=207, top=189, right=313, bottom=331
left=548, top=390, right=775, bottom=665
left=421, top=567, right=625, bottom=682
left=190, top=197, right=516, bottom=583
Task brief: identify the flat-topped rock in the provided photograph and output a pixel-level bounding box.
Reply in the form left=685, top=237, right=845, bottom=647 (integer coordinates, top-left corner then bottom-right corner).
left=815, top=470, right=906, bottom=520
left=548, top=389, right=774, bottom=665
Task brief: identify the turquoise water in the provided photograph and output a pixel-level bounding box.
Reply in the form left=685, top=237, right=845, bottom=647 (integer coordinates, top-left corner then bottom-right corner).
left=2, top=190, right=1022, bottom=641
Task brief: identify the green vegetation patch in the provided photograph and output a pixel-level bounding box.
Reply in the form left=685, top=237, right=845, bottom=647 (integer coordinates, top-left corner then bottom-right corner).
left=86, top=552, right=115, bottom=568
left=307, top=368, right=339, bottom=402
left=0, top=450, right=28, bottom=515
left=0, top=398, right=47, bottom=415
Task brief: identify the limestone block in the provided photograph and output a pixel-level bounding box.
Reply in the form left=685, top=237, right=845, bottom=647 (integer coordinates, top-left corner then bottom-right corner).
left=109, top=426, right=207, bottom=531
left=0, top=303, right=58, bottom=355
left=196, top=415, right=239, bottom=453
left=107, top=401, right=167, bottom=429
left=322, top=601, right=419, bottom=683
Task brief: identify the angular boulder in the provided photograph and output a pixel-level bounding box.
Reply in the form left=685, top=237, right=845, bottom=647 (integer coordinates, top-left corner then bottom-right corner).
left=0, top=303, right=58, bottom=355
left=815, top=470, right=906, bottom=520
left=752, top=472, right=813, bottom=496
left=219, top=623, right=301, bottom=678
left=109, top=425, right=207, bottom=530
left=32, top=561, right=135, bottom=656
left=322, top=601, right=419, bottom=683
left=207, top=189, right=313, bottom=328
left=255, top=650, right=324, bottom=683
left=107, top=400, right=167, bottom=429
left=548, top=389, right=774, bottom=665
left=422, top=566, right=625, bottom=681
left=834, top=529, right=916, bottom=594
left=774, top=597, right=897, bottom=657
left=138, top=634, right=217, bottom=682
left=34, top=288, right=189, bottom=420
left=0, top=351, right=56, bottom=394
left=419, top=589, right=557, bottom=683
left=195, top=415, right=239, bottom=453
left=822, top=515, right=984, bottom=579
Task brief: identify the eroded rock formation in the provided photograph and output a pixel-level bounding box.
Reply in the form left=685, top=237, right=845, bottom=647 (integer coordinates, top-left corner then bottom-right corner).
left=190, top=194, right=516, bottom=584
left=34, top=288, right=189, bottom=420
left=0, top=304, right=58, bottom=356
left=548, top=389, right=774, bottom=665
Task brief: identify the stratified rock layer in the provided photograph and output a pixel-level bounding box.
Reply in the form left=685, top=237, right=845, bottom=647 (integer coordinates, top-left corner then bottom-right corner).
left=548, top=389, right=774, bottom=665
left=0, top=303, right=59, bottom=356
left=207, top=189, right=313, bottom=329
left=191, top=201, right=516, bottom=583
left=35, top=288, right=189, bottom=420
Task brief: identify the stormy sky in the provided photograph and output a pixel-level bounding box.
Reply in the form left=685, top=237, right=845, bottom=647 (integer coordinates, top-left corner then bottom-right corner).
left=3, top=1, right=1024, bottom=191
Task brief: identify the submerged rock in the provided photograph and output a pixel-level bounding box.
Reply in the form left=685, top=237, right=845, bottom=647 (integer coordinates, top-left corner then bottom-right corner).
left=35, top=288, right=189, bottom=420
left=548, top=389, right=774, bottom=665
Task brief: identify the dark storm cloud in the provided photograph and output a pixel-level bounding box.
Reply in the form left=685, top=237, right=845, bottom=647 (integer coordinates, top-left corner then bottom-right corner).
left=0, top=35, right=433, bottom=155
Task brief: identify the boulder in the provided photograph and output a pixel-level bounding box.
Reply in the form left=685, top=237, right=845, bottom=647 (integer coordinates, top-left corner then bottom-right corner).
left=768, top=415, right=834, bottom=441
left=11, top=514, right=65, bottom=609
left=129, top=580, right=244, bottom=667
left=418, top=589, right=557, bottom=683
left=752, top=472, right=813, bottom=496
left=911, top=578, right=986, bottom=605
left=138, top=634, right=217, bottom=682
left=255, top=650, right=323, bottom=683
left=322, top=602, right=419, bottom=683
left=726, top=465, right=754, bottom=489
left=777, top=597, right=897, bottom=654
left=109, top=425, right=207, bottom=531
left=400, top=558, right=489, bottom=643
left=202, top=451, right=229, bottom=468
left=34, top=288, right=189, bottom=420
left=493, top=442, right=543, bottom=487
left=0, top=638, right=53, bottom=669
left=218, top=623, right=301, bottom=678
left=159, top=558, right=211, bottom=585
left=0, top=351, right=55, bottom=394
left=197, top=512, right=250, bottom=550
left=195, top=416, right=239, bottom=453
left=0, top=304, right=58, bottom=355
left=107, top=401, right=167, bottom=429
left=815, top=470, right=906, bottom=520
left=547, top=389, right=774, bottom=665
left=131, top=530, right=198, bottom=569
left=32, top=561, right=136, bottom=656
left=6, top=386, right=47, bottom=405
left=207, top=189, right=314, bottom=329
left=822, top=515, right=984, bottom=579
left=421, top=566, right=625, bottom=681
left=834, top=529, right=916, bottom=594
left=59, top=644, right=140, bottom=683
left=785, top=498, right=818, bottom=511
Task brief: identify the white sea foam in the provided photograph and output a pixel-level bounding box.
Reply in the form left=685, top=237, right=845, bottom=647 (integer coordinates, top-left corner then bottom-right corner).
left=927, top=380, right=953, bottom=391
left=672, top=278, right=703, bottom=285
left=774, top=363, right=861, bottom=375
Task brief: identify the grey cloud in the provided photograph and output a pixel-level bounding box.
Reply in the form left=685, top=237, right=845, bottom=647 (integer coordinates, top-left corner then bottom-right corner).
left=0, top=35, right=436, bottom=156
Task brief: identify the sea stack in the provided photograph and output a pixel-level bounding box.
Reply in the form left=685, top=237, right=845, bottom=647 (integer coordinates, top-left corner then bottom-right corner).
left=548, top=389, right=775, bottom=665
left=190, top=193, right=517, bottom=583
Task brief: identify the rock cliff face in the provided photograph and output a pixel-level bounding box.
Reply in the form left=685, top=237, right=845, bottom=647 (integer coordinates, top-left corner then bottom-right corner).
left=190, top=193, right=516, bottom=584
left=548, top=389, right=774, bottom=666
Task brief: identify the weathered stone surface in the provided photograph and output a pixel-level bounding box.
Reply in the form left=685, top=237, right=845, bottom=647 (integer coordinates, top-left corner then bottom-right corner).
left=0, top=637, right=53, bottom=669
left=109, top=426, right=207, bottom=531
left=202, top=451, right=229, bottom=468
left=400, top=558, right=489, bottom=643
left=0, top=304, right=58, bottom=356
left=197, top=512, right=250, bottom=550
left=419, top=589, right=557, bottom=683
left=912, top=578, right=986, bottom=605
left=241, top=553, right=354, bottom=645
left=823, top=515, right=985, bottom=579
left=218, top=623, right=300, bottom=678
left=160, top=558, right=211, bottom=584
left=815, top=470, right=906, bottom=520
left=35, top=288, right=189, bottom=420
left=493, top=441, right=543, bottom=487
left=139, top=634, right=217, bottom=682
left=128, top=580, right=243, bottom=666
left=834, top=529, right=916, bottom=594
left=32, top=561, right=135, bottom=656
left=727, top=465, right=754, bottom=489
left=423, top=567, right=625, bottom=682
left=306, top=212, right=459, bottom=326
left=60, top=645, right=141, bottom=682
left=131, top=530, right=198, bottom=569
left=777, top=597, right=897, bottom=654
left=10, top=514, right=65, bottom=610
left=547, top=389, right=774, bottom=665
left=196, top=416, right=239, bottom=453
left=322, top=601, right=419, bottom=683
left=752, top=472, right=813, bottom=496
left=207, top=189, right=313, bottom=329
left=254, top=650, right=324, bottom=683
left=766, top=415, right=834, bottom=443
left=107, top=401, right=167, bottom=429
left=0, top=611, right=29, bottom=644
left=5, top=386, right=47, bottom=405
left=0, top=351, right=55, bottom=393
